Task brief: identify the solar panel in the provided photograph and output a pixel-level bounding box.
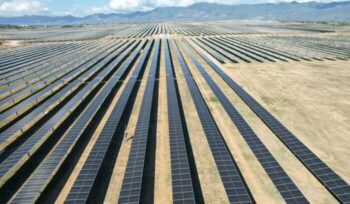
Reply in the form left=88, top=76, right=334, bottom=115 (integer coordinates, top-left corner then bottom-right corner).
left=171, top=39, right=254, bottom=204
left=209, top=37, right=265, bottom=62
left=217, top=37, right=275, bottom=62
left=197, top=37, right=238, bottom=63
left=64, top=39, right=152, bottom=203
left=0, top=44, right=74, bottom=73
left=190, top=38, right=225, bottom=64
left=195, top=39, right=350, bottom=203
left=183, top=39, right=309, bottom=203
left=9, top=40, right=150, bottom=204
left=0, top=40, right=122, bottom=117
left=0, top=46, right=86, bottom=84
left=0, top=41, right=109, bottom=85
left=0, top=41, right=128, bottom=148
left=118, top=38, right=160, bottom=204
left=205, top=37, right=253, bottom=63
left=163, top=39, right=196, bottom=204
left=0, top=40, right=140, bottom=186
left=0, top=42, right=93, bottom=85
left=231, top=37, right=300, bottom=61
left=0, top=44, right=48, bottom=65
left=0, top=81, right=95, bottom=179
left=222, top=37, right=287, bottom=62
left=0, top=42, right=113, bottom=105
left=0, top=41, right=101, bottom=88
left=269, top=36, right=348, bottom=60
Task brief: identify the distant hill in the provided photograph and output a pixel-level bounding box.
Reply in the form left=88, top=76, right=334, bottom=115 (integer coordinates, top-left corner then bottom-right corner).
left=1, top=1, right=350, bottom=25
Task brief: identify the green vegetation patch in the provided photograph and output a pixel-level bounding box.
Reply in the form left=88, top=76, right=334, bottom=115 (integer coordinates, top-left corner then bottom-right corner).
left=210, top=95, right=219, bottom=103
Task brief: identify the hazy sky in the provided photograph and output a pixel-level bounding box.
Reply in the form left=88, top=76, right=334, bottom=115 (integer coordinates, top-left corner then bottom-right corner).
left=0, top=0, right=347, bottom=16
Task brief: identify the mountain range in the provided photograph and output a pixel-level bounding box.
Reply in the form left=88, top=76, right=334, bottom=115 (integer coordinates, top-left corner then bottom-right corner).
left=1, top=1, right=350, bottom=25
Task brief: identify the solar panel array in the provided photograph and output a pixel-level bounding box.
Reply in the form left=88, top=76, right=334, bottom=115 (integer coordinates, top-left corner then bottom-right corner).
left=221, top=37, right=288, bottom=62
left=164, top=39, right=196, bottom=203
left=171, top=38, right=254, bottom=204
left=0, top=43, right=98, bottom=91
left=0, top=22, right=349, bottom=204
left=118, top=39, right=160, bottom=203
left=0, top=41, right=128, bottom=150
left=0, top=43, right=84, bottom=83
left=0, top=41, right=124, bottom=130
left=260, top=35, right=350, bottom=60
left=196, top=37, right=239, bottom=63
left=0, top=40, right=139, bottom=184
left=219, top=38, right=277, bottom=62
left=8, top=40, right=148, bottom=204
left=191, top=38, right=225, bottom=64
left=0, top=45, right=97, bottom=92
left=0, top=42, right=97, bottom=87
left=205, top=37, right=254, bottom=63
left=64, top=39, right=152, bottom=203
left=227, top=37, right=300, bottom=61
left=183, top=39, right=309, bottom=204
left=0, top=43, right=79, bottom=74
left=0, top=41, right=95, bottom=77
left=0, top=48, right=100, bottom=106
left=198, top=40, right=350, bottom=203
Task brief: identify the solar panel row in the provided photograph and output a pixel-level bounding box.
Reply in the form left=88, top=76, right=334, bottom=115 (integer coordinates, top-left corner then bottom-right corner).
left=0, top=43, right=56, bottom=64
left=237, top=37, right=301, bottom=61
left=9, top=40, right=148, bottom=204
left=164, top=39, right=196, bottom=204
left=183, top=39, right=309, bottom=204
left=0, top=41, right=127, bottom=148
left=0, top=42, right=115, bottom=106
left=0, top=43, right=73, bottom=70
left=198, top=40, right=350, bottom=203
left=0, top=42, right=88, bottom=71
left=1, top=43, right=64, bottom=65
left=0, top=42, right=99, bottom=83
left=118, top=39, right=160, bottom=204
left=0, top=43, right=51, bottom=64
left=265, top=37, right=348, bottom=60
left=217, top=37, right=276, bottom=62
left=205, top=38, right=253, bottom=63
left=0, top=43, right=82, bottom=77
left=64, top=39, right=151, bottom=203
left=0, top=40, right=123, bottom=124
left=222, top=37, right=288, bottom=62
left=0, top=40, right=140, bottom=185
left=190, top=38, right=225, bottom=64
left=0, top=42, right=95, bottom=84
left=197, top=37, right=239, bottom=63
left=0, top=42, right=67, bottom=60
left=171, top=38, right=254, bottom=204
left=0, top=41, right=101, bottom=88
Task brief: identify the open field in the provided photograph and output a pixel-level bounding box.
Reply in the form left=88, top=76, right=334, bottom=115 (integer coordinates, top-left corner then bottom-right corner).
left=0, top=21, right=349, bottom=203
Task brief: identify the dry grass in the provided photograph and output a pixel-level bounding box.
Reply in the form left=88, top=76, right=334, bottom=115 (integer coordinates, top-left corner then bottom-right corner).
left=0, top=40, right=26, bottom=49
left=180, top=40, right=284, bottom=203
left=219, top=59, right=350, bottom=203
left=103, top=55, right=150, bottom=203
left=55, top=54, right=141, bottom=203
left=172, top=38, right=347, bottom=202
left=171, top=40, right=230, bottom=203
left=3, top=30, right=350, bottom=203
left=154, top=40, right=172, bottom=204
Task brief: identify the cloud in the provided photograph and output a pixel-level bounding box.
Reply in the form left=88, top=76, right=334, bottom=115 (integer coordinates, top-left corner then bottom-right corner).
left=108, top=0, right=245, bottom=12
left=109, top=0, right=144, bottom=11
left=0, top=0, right=48, bottom=16
left=0, top=0, right=347, bottom=16
left=107, top=0, right=345, bottom=12
left=107, top=0, right=204, bottom=12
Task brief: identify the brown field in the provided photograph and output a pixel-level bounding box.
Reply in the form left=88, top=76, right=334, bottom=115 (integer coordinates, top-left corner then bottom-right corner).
left=1, top=21, right=349, bottom=203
